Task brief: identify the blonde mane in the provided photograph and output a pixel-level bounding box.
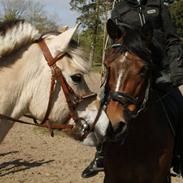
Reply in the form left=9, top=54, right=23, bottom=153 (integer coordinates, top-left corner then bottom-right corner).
left=0, top=20, right=90, bottom=73
left=66, top=40, right=91, bottom=73
left=0, top=20, right=40, bottom=58
left=42, top=34, right=91, bottom=73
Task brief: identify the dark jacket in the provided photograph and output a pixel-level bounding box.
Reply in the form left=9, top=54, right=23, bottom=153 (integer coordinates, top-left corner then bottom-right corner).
left=111, top=0, right=183, bottom=86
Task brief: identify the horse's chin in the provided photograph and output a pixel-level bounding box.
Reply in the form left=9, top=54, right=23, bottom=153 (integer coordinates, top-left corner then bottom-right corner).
left=82, top=132, right=99, bottom=146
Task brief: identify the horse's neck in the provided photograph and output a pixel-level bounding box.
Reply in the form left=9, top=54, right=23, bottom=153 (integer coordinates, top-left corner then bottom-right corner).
left=0, top=43, right=46, bottom=118
left=0, top=44, right=40, bottom=143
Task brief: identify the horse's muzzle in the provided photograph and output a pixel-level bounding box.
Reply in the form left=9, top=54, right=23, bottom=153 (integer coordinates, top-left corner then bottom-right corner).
left=71, top=118, right=90, bottom=141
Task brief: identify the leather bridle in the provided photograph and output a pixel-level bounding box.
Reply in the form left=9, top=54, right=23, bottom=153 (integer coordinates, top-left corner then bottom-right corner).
left=103, top=43, right=151, bottom=120
left=107, top=79, right=150, bottom=119
left=0, top=38, right=97, bottom=137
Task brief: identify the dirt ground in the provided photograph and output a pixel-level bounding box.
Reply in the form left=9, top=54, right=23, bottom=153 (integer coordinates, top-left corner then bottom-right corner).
left=0, top=121, right=182, bottom=183
left=0, top=72, right=182, bottom=183
left=0, top=122, right=104, bottom=183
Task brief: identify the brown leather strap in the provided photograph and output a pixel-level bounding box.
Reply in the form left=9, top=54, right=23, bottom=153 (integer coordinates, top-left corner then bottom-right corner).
left=38, top=39, right=54, bottom=66
left=38, top=39, right=82, bottom=135
left=0, top=114, right=73, bottom=130
left=38, top=39, right=66, bottom=66
left=38, top=39, right=81, bottom=124
left=0, top=38, right=97, bottom=138
left=41, top=77, right=55, bottom=125
left=57, top=69, right=81, bottom=120
left=81, top=102, right=104, bottom=140
left=34, top=39, right=98, bottom=137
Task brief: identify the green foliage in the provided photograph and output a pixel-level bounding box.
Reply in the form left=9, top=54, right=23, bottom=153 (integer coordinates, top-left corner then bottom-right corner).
left=169, top=0, right=183, bottom=41
left=70, top=0, right=113, bottom=66
left=70, top=0, right=183, bottom=68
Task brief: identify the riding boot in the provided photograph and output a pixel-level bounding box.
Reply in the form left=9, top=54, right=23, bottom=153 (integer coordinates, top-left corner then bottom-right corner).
left=81, top=143, right=104, bottom=178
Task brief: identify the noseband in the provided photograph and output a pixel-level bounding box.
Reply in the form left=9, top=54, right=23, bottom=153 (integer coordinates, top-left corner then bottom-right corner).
left=108, top=80, right=150, bottom=119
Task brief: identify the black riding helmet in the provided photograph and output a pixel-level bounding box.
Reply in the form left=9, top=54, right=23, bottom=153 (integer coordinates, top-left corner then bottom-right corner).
left=124, top=0, right=147, bottom=5
left=125, top=0, right=174, bottom=4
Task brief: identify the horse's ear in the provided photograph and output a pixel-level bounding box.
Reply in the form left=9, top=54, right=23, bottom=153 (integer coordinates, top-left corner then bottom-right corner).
left=107, top=19, right=122, bottom=40
left=54, top=23, right=80, bottom=52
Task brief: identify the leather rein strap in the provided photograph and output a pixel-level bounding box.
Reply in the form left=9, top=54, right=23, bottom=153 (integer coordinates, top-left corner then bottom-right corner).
left=0, top=114, right=73, bottom=130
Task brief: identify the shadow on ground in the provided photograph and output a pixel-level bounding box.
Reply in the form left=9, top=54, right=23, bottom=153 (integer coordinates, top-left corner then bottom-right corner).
left=0, top=151, right=54, bottom=177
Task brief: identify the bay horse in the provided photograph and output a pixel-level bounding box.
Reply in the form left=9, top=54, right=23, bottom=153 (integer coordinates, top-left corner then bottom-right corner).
left=0, top=20, right=109, bottom=147
left=101, top=19, right=183, bottom=183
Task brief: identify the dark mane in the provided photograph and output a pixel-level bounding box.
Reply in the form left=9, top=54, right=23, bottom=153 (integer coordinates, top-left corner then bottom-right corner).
left=0, top=19, right=40, bottom=58
left=122, top=27, right=151, bottom=63
left=105, top=47, right=122, bottom=65
left=0, top=19, right=24, bottom=36
left=105, top=27, right=152, bottom=66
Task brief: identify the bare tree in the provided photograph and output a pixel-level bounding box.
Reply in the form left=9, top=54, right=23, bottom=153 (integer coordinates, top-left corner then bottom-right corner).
left=0, top=0, right=27, bottom=20
left=89, top=0, right=100, bottom=65
left=0, top=0, right=60, bottom=33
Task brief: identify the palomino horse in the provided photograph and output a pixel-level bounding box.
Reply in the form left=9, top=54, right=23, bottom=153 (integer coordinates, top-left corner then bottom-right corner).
left=0, top=20, right=109, bottom=147
left=101, top=19, right=183, bottom=183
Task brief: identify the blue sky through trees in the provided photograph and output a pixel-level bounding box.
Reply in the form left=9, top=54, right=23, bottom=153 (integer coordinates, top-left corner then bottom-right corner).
left=41, top=0, right=79, bottom=27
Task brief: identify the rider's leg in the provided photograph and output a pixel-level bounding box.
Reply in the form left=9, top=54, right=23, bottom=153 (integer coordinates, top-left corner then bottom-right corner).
left=81, top=143, right=104, bottom=178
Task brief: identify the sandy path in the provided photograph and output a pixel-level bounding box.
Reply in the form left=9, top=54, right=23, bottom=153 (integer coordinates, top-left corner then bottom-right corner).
left=0, top=122, right=181, bottom=183
left=0, top=122, right=104, bottom=183
left=0, top=72, right=103, bottom=183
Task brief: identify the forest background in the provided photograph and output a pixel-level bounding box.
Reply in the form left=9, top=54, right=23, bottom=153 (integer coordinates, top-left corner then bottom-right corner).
left=0, top=0, right=182, bottom=69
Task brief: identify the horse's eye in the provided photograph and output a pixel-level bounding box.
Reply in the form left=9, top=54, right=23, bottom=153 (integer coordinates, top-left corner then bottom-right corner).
left=71, top=74, right=82, bottom=83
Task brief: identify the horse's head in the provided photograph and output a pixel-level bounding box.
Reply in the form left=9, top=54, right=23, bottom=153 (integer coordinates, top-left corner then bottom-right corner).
left=104, top=19, right=152, bottom=131
left=0, top=20, right=109, bottom=145
left=30, top=24, right=109, bottom=146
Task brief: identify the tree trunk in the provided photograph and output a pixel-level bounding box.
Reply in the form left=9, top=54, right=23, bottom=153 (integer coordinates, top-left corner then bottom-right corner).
left=89, top=0, right=99, bottom=66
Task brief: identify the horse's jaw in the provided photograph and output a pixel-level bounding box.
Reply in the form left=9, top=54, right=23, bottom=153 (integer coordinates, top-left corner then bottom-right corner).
left=81, top=109, right=109, bottom=146
left=82, top=132, right=98, bottom=146
left=66, top=101, right=109, bottom=146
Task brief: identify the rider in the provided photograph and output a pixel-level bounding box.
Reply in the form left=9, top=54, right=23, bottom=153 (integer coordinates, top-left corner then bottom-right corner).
left=82, top=0, right=183, bottom=178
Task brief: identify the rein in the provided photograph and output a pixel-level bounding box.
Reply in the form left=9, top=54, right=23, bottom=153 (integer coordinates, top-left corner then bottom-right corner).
left=0, top=114, right=73, bottom=130
left=0, top=38, right=97, bottom=137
